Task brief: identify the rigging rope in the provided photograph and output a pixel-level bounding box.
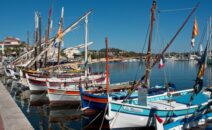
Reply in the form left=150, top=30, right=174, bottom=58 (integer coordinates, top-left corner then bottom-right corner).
left=158, top=8, right=193, bottom=13
left=133, top=23, right=150, bottom=84
left=99, top=103, right=108, bottom=130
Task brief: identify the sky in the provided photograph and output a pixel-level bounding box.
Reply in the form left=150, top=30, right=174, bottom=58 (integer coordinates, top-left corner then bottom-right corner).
left=0, top=0, right=211, bottom=53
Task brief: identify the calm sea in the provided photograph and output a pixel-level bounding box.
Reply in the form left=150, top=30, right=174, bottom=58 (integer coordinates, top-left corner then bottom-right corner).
left=14, top=61, right=212, bottom=130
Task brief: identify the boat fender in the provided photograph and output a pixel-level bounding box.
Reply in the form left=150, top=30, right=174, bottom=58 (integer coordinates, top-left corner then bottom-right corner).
left=105, top=114, right=114, bottom=120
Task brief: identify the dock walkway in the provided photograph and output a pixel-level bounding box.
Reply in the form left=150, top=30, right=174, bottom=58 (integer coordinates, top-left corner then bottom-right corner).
left=0, top=81, right=34, bottom=130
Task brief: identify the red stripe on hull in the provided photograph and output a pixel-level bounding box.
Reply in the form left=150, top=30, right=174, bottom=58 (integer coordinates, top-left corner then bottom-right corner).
left=29, top=79, right=46, bottom=86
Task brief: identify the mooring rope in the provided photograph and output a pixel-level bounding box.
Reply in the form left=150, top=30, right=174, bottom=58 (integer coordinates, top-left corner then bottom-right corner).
left=99, top=103, right=108, bottom=130
left=83, top=111, right=103, bottom=129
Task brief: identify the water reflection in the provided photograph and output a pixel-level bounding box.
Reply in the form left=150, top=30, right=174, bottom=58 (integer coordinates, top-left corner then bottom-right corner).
left=21, top=93, right=109, bottom=130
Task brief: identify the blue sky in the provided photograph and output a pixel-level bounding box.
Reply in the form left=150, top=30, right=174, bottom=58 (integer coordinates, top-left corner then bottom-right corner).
left=0, top=0, right=211, bottom=52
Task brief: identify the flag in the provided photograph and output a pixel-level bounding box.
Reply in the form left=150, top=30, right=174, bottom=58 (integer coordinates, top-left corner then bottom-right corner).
left=158, top=58, right=165, bottom=69
left=191, top=18, right=199, bottom=47
left=57, top=7, right=64, bottom=40
left=193, top=42, right=208, bottom=94
left=154, top=114, right=164, bottom=130
left=197, top=44, right=208, bottom=80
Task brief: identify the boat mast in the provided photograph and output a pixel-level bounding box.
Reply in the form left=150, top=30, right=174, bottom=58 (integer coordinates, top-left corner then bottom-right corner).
left=57, top=7, right=64, bottom=65
left=105, top=37, right=109, bottom=93
left=44, top=7, right=52, bottom=67
left=38, top=14, right=42, bottom=68
left=84, top=16, right=88, bottom=77
left=144, top=0, right=156, bottom=88
left=210, top=17, right=212, bottom=57
left=34, top=12, right=39, bottom=70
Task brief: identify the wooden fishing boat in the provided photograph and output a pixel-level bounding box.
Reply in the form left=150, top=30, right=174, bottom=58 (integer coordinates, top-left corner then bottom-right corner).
left=80, top=1, right=212, bottom=129
left=46, top=9, right=109, bottom=104
left=106, top=1, right=212, bottom=129
left=26, top=72, right=106, bottom=92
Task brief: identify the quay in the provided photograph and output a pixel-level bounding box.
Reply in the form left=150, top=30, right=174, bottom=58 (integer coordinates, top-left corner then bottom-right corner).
left=0, top=81, right=34, bottom=130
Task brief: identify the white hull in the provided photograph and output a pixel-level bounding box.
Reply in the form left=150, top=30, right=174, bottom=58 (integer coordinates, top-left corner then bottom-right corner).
left=108, top=110, right=192, bottom=129
left=48, top=92, right=80, bottom=104
left=47, top=87, right=95, bottom=104
left=107, top=89, right=212, bottom=129
left=26, top=73, right=106, bottom=92
left=109, top=111, right=152, bottom=129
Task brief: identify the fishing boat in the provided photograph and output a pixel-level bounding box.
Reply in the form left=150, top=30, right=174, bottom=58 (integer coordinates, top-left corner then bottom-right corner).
left=79, top=37, right=176, bottom=111
left=46, top=9, right=109, bottom=104
left=22, top=8, right=106, bottom=94
left=80, top=1, right=212, bottom=129
left=26, top=72, right=106, bottom=92
left=106, top=1, right=212, bottom=129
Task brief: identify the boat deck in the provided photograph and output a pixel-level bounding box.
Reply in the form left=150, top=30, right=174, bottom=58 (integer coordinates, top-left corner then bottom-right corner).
left=147, top=100, right=187, bottom=110
left=123, top=91, right=211, bottom=110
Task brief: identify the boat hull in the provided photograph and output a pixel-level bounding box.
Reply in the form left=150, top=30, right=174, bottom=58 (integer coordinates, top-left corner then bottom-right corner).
left=107, top=89, right=212, bottom=129
left=48, top=88, right=96, bottom=104
left=26, top=73, right=106, bottom=92
left=81, top=93, right=108, bottom=110
left=108, top=102, right=209, bottom=129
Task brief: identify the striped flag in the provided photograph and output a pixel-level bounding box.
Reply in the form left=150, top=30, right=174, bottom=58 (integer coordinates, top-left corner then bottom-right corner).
left=191, top=18, right=199, bottom=47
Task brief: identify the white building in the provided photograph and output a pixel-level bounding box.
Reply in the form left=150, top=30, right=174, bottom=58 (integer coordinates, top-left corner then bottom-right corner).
left=0, top=36, right=21, bottom=52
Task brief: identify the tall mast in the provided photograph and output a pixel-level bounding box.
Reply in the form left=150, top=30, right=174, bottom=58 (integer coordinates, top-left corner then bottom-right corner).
left=105, top=37, right=109, bottom=93
left=84, top=16, right=88, bottom=77
left=34, top=12, right=39, bottom=70
left=44, top=6, right=52, bottom=67
left=210, top=16, right=212, bottom=56
left=144, top=0, right=156, bottom=87
left=38, top=14, right=42, bottom=68
left=57, top=7, right=64, bottom=65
